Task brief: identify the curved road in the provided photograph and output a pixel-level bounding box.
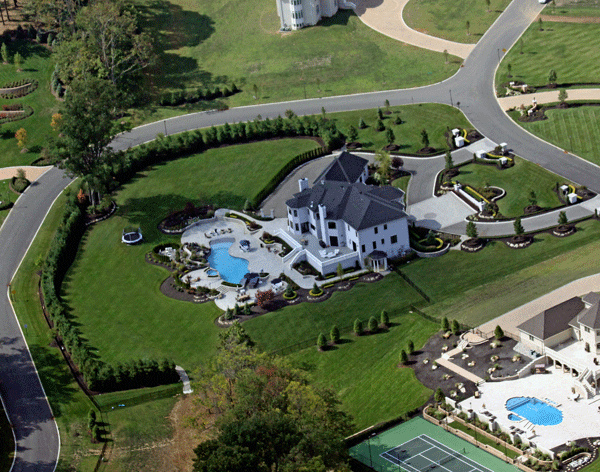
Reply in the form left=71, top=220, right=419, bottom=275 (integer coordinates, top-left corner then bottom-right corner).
left=5, top=0, right=600, bottom=470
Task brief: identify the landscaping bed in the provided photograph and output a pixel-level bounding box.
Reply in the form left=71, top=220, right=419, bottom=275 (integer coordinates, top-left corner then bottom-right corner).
left=450, top=336, right=524, bottom=380
left=158, top=203, right=215, bottom=233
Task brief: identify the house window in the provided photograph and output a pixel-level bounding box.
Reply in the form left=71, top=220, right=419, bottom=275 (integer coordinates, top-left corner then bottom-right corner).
left=391, top=235, right=398, bottom=244
left=361, top=244, right=365, bottom=252
left=585, top=326, right=591, bottom=333
left=295, top=223, right=299, bottom=231
left=328, top=221, right=336, bottom=229
left=310, top=223, right=316, bottom=230
left=374, top=227, right=378, bottom=234
left=529, top=335, right=534, bottom=341
left=384, top=224, right=388, bottom=230
left=316, top=213, right=320, bottom=220
left=294, top=210, right=298, bottom=217
left=381, top=238, right=384, bottom=245
left=373, top=241, right=377, bottom=249
left=288, top=208, right=292, bottom=215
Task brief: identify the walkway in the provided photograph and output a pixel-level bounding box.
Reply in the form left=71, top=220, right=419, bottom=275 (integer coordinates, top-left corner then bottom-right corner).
left=175, top=366, right=193, bottom=394
left=354, top=0, right=475, bottom=59
left=498, top=88, right=600, bottom=110
left=478, top=273, right=600, bottom=336
left=0, top=166, right=52, bottom=181
left=435, top=357, right=484, bottom=384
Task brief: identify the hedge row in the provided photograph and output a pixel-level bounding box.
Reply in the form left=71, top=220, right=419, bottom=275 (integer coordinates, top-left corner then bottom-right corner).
left=158, top=83, right=240, bottom=107
left=0, top=79, right=38, bottom=99
left=40, top=191, right=179, bottom=393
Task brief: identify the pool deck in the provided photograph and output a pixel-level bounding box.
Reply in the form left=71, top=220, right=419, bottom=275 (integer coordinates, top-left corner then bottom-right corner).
left=460, top=369, right=600, bottom=451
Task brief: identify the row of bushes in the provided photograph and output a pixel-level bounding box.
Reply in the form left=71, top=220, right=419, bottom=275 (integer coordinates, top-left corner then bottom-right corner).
left=2, top=103, right=22, bottom=111
left=158, top=84, right=240, bottom=107
left=0, top=78, right=38, bottom=99
left=40, top=190, right=180, bottom=392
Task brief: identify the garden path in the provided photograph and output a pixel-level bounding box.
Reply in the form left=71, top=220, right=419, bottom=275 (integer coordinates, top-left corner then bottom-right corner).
left=435, top=357, right=484, bottom=383
left=0, top=165, right=52, bottom=181
left=497, top=88, right=600, bottom=110
left=354, top=0, right=475, bottom=58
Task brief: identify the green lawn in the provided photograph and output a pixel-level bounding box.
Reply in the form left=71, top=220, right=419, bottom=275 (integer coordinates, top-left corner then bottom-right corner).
left=129, top=0, right=459, bottom=124
left=392, top=174, right=411, bottom=198
left=449, top=421, right=520, bottom=460
left=0, top=41, right=59, bottom=167
left=403, top=0, right=512, bottom=43
left=329, top=104, right=472, bottom=153
left=0, top=401, right=14, bottom=472
left=497, top=21, right=600, bottom=87
left=244, top=272, right=426, bottom=353
left=62, top=139, right=318, bottom=368
left=0, top=180, right=16, bottom=228
left=455, top=157, right=569, bottom=217
left=402, top=219, right=600, bottom=327
left=288, top=312, right=436, bottom=430
left=510, top=106, right=600, bottom=166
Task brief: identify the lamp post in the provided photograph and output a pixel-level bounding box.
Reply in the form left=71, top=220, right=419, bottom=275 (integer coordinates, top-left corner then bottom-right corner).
left=368, top=432, right=376, bottom=468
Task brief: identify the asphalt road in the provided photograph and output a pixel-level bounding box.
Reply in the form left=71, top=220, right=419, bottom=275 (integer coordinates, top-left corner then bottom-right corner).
left=0, top=167, right=69, bottom=472
left=4, top=1, right=600, bottom=470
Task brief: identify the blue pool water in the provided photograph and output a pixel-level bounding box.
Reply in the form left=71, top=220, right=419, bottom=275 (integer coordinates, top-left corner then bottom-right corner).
left=207, top=241, right=249, bottom=284
left=506, top=397, right=562, bottom=426
left=508, top=413, right=522, bottom=422
left=206, top=269, right=218, bottom=276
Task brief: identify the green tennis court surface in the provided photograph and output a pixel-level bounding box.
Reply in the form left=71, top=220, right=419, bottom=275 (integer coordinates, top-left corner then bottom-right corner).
left=349, top=417, right=520, bottom=472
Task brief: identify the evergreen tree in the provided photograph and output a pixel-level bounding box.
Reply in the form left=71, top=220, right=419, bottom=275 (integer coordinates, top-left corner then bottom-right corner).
left=514, top=217, right=525, bottom=235
left=368, top=316, right=378, bottom=333
left=451, top=319, right=460, bottom=335
left=380, top=310, right=389, bottom=327
left=421, top=129, right=430, bottom=148
left=1, top=42, right=8, bottom=64
left=400, top=349, right=409, bottom=365
left=385, top=127, right=395, bottom=145
left=466, top=221, right=478, bottom=239
left=317, top=333, right=327, bottom=350
left=354, top=319, right=363, bottom=336
left=330, top=325, right=340, bottom=344
left=494, top=325, right=504, bottom=340
left=377, top=107, right=383, bottom=120
left=548, top=69, right=557, bottom=85
left=408, top=340, right=415, bottom=354
left=442, top=316, right=450, bottom=332
left=445, top=150, right=454, bottom=170
left=376, top=118, right=384, bottom=131
left=558, top=210, right=568, bottom=225
left=346, top=125, right=358, bottom=142
left=358, top=117, right=367, bottom=129
left=434, top=387, right=445, bottom=403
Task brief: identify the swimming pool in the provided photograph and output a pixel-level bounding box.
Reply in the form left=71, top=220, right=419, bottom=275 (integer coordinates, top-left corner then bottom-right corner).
left=508, top=413, right=522, bottom=422
left=506, top=397, right=562, bottom=426
left=207, top=241, right=249, bottom=284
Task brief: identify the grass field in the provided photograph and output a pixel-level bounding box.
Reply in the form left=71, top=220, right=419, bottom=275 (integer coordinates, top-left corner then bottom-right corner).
left=328, top=104, right=472, bottom=153
left=510, top=106, right=600, bottom=166
left=455, top=157, right=569, bottom=217
left=0, top=41, right=59, bottom=167
left=130, top=0, right=459, bottom=123
left=288, top=312, right=436, bottom=430
left=0, top=180, right=16, bottom=228
left=497, top=21, right=600, bottom=87
left=0, top=400, right=14, bottom=472
left=403, top=0, right=512, bottom=43
left=62, top=139, right=318, bottom=368
left=244, top=272, right=426, bottom=353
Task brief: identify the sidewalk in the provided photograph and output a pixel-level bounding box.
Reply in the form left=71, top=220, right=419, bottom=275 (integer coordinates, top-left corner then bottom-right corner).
left=354, top=0, right=475, bottom=59
left=435, top=357, right=484, bottom=384
left=497, top=89, right=600, bottom=110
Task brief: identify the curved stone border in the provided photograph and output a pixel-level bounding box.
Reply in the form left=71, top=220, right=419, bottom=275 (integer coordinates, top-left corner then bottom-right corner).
left=460, top=238, right=485, bottom=252
left=159, top=215, right=217, bottom=234
left=505, top=237, right=533, bottom=249
left=414, top=243, right=450, bottom=258
left=0, top=80, right=37, bottom=95
left=85, top=202, right=117, bottom=226
left=552, top=225, right=576, bottom=237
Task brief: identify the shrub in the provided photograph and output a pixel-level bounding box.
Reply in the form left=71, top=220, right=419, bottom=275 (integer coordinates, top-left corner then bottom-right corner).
left=514, top=217, right=524, bottom=236
left=353, top=319, right=363, bottom=336
left=368, top=316, right=378, bottom=333
left=451, top=319, right=460, bottom=335
left=441, top=316, right=450, bottom=332
left=494, top=325, right=504, bottom=339
left=408, top=340, right=415, bottom=354
left=380, top=310, right=389, bottom=327
left=400, top=349, right=409, bottom=365
left=330, top=325, right=340, bottom=344
left=317, top=333, right=327, bottom=351
left=358, top=117, right=366, bottom=129
left=558, top=211, right=568, bottom=225
left=466, top=221, right=478, bottom=239
left=434, top=387, right=444, bottom=403
left=375, top=118, right=384, bottom=132
left=309, top=282, right=323, bottom=297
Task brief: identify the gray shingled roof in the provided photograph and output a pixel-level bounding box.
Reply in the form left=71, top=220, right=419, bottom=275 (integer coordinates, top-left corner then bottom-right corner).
left=313, top=151, right=368, bottom=184
left=578, top=301, right=600, bottom=329
left=285, top=181, right=407, bottom=230
left=582, top=292, right=600, bottom=307
left=517, top=297, right=585, bottom=340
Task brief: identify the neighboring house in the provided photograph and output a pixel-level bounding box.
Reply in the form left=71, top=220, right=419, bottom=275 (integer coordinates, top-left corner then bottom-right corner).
left=517, top=292, right=600, bottom=398
left=275, top=0, right=339, bottom=30
left=283, top=152, right=410, bottom=274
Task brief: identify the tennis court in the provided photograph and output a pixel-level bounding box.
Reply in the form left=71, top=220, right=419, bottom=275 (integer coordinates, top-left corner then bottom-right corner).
left=349, top=417, right=520, bottom=472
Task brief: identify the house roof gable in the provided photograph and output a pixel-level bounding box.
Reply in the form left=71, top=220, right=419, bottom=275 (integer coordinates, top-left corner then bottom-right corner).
left=517, top=297, right=585, bottom=340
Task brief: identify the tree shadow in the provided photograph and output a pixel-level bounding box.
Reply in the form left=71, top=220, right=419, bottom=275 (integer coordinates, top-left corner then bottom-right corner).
left=10, top=39, right=51, bottom=61
left=319, top=9, right=355, bottom=27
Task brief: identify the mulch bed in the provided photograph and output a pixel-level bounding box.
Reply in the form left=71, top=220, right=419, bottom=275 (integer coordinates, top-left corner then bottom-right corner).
left=383, top=144, right=400, bottom=152
left=504, top=235, right=533, bottom=249
left=451, top=337, right=524, bottom=380
left=418, top=146, right=436, bottom=154
left=523, top=204, right=543, bottom=215
left=346, top=141, right=361, bottom=150
left=552, top=224, right=576, bottom=237
left=460, top=238, right=486, bottom=252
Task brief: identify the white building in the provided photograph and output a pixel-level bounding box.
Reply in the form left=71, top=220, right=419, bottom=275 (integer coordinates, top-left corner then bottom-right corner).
left=284, top=152, right=410, bottom=273
left=275, top=0, right=339, bottom=31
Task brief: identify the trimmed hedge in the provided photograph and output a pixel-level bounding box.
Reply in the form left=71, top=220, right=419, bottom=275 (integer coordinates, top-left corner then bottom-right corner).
left=158, top=83, right=240, bottom=107
left=41, top=191, right=179, bottom=393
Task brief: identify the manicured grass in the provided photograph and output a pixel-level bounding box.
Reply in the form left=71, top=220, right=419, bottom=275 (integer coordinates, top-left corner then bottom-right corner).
left=510, top=106, right=600, bottom=166
left=62, top=139, right=317, bottom=368
left=403, top=0, right=512, bottom=43
left=288, top=312, right=436, bottom=430
left=9, top=186, right=100, bottom=472
left=0, top=401, right=14, bottom=472
left=329, top=104, right=472, bottom=153
left=130, top=0, right=459, bottom=123
left=0, top=180, right=16, bottom=228
left=455, top=157, right=569, bottom=217
left=449, top=420, right=520, bottom=459
left=0, top=40, right=59, bottom=167
left=392, top=174, right=411, bottom=198
left=244, top=272, right=426, bottom=353
left=497, top=22, right=600, bottom=87
left=402, top=218, right=600, bottom=327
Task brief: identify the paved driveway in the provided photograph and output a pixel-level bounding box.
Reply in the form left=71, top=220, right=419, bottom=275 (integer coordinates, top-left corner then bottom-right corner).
left=408, top=193, right=475, bottom=230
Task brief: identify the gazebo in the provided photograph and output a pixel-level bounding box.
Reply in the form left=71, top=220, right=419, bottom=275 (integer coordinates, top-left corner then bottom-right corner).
left=368, top=250, right=388, bottom=272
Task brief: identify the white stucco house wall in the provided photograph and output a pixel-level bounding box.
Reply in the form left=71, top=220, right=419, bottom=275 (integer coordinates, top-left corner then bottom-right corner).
left=284, top=152, right=410, bottom=274
left=275, top=0, right=339, bottom=30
